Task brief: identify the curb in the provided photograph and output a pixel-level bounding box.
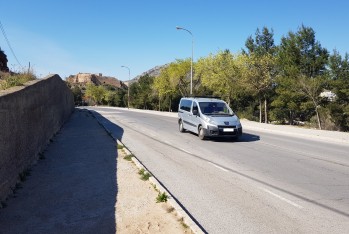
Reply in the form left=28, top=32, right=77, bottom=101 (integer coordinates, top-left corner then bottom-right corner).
left=87, top=109, right=204, bottom=234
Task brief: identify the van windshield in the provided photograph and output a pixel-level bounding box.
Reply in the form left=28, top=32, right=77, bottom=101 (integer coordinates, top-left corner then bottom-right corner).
left=199, top=102, right=233, bottom=116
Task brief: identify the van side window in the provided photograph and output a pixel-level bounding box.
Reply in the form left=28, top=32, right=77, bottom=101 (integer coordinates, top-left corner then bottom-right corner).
left=180, top=99, right=192, bottom=112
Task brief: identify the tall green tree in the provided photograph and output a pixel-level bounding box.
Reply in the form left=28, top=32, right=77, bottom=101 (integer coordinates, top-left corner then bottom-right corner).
left=327, top=50, right=349, bottom=130
left=242, top=27, right=277, bottom=122
left=274, top=25, right=329, bottom=128
left=241, top=53, right=276, bottom=123
left=243, top=27, right=276, bottom=56
left=195, top=50, right=244, bottom=105
left=129, top=74, right=156, bottom=109
left=153, top=59, right=192, bottom=111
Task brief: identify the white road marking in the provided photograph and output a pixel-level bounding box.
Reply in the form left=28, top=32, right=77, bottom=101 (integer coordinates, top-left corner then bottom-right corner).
left=180, top=148, right=192, bottom=154
left=261, top=188, right=303, bottom=209
left=208, top=162, right=229, bottom=172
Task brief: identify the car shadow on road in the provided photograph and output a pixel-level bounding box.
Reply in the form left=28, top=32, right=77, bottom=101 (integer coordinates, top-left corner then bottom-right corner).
left=206, top=132, right=260, bottom=143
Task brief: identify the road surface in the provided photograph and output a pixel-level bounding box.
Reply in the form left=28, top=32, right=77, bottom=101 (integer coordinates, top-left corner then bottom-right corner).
left=87, top=106, right=349, bottom=234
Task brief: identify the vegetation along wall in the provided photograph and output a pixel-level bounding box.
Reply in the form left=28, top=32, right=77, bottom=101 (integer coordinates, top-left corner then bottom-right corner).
left=0, top=74, right=74, bottom=203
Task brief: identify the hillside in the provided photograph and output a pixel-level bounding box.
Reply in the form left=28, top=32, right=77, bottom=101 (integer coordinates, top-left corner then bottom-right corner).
left=125, top=64, right=168, bottom=86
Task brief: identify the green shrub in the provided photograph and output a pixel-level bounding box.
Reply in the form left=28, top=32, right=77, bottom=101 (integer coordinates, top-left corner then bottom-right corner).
left=156, top=192, right=168, bottom=203
left=0, top=71, right=36, bottom=90
left=123, top=154, right=133, bottom=161
left=138, top=168, right=152, bottom=181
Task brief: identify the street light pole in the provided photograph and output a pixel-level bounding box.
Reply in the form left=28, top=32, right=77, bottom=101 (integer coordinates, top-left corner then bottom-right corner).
left=121, top=65, right=130, bottom=109
left=176, top=26, right=193, bottom=95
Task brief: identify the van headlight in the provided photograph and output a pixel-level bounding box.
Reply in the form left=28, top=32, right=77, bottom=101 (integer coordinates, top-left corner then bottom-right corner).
left=236, top=121, right=242, bottom=128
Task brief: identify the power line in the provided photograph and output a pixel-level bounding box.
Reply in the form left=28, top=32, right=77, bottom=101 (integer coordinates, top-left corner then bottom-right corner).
left=0, top=20, right=23, bottom=69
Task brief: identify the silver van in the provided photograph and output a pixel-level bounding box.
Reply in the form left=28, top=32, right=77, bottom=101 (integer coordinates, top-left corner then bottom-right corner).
left=178, top=97, right=243, bottom=140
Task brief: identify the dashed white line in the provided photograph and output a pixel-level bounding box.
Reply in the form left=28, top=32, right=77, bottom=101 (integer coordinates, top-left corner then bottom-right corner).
left=261, top=188, right=303, bottom=209
left=208, top=162, right=229, bottom=172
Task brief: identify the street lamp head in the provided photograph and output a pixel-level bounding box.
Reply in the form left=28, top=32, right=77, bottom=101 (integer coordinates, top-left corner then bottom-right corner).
left=176, top=26, right=183, bottom=30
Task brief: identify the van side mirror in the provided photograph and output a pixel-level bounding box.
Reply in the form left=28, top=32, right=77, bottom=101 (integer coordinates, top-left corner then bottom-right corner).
left=192, top=109, right=198, bottom=116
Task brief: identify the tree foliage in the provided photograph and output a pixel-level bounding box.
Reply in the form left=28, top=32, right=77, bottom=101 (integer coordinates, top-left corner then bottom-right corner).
left=195, top=50, right=244, bottom=105
left=129, top=74, right=157, bottom=109
left=273, top=25, right=329, bottom=128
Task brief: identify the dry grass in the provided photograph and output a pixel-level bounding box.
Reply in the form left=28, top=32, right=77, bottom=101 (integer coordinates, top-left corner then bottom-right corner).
left=0, top=71, right=36, bottom=90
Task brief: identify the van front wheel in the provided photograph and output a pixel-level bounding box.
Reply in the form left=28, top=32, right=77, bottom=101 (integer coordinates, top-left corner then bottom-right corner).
left=179, top=120, right=185, bottom=133
left=198, top=126, right=206, bottom=140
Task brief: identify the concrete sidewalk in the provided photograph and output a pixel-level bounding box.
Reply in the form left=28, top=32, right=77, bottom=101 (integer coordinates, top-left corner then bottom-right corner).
left=0, top=109, right=117, bottom=234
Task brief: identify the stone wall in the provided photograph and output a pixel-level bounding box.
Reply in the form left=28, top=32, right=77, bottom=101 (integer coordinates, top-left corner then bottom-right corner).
left=0, top=74, right=74, bottom=202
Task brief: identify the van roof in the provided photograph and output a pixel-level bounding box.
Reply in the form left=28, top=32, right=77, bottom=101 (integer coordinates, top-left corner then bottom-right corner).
left=181, top=97, right=224, bottom=102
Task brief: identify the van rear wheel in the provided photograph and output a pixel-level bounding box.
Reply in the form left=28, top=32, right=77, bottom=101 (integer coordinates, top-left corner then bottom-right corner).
left=198, top=126, right=206, bottom=140
left=179, top=120, right=185, bottom=132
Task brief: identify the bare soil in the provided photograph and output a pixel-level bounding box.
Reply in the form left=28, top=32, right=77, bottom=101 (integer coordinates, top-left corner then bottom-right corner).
left=116, top=148, right=193, bottom=234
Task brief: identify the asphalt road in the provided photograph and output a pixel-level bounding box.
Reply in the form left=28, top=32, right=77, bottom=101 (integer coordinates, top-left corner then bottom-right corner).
left=86, top=106, right=349, bottom=234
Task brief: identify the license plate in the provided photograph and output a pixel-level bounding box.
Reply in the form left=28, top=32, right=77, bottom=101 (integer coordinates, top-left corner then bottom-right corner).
left=223, top=128, right=235, bottom=132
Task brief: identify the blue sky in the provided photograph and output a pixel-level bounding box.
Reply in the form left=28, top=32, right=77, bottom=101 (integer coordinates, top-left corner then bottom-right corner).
left=1, top=0, right=348, bottom=81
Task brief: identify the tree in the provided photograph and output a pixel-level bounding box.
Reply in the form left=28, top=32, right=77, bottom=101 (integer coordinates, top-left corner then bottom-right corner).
left=296, top=75, right=325, bottom=129
left=168, top=59, right=192, bottom=96
left=71, top=86, right=83, bottom=105
left=242, top=27, right=277, bottom=123
left=129, top=74, right=156, bottom=109
left=243, top=27, right=276, bottom=56
left=240, top=53, right=276, bottom=123
left=327, top=50, right=349, bottom=131
left=195, top=50, right=244, bottom=105
left=275, top=25, right=329, bottom=128
left=153, top=66, right=176, bottom=111
left=153, top=59, right=192, bottom=111
left=84, top=84, right=106, bottom=105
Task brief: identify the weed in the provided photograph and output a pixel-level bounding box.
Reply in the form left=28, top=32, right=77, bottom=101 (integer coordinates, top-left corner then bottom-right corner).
left=152, top=184, right=159, bottom=192
left=117, top=144, right=124, bottom=149
left=167, top=207, right=175, bottom=213
left=141, top=172, right=151, bottom=181
left=178, top=217, right=189, bottom=229
left=156, top=192, right=168, bottom=203
left=138, top=168, right=152, bottom=181
left=123, top=154, right=133, bottom=161
left=138, top=168, right=145, bottom=175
